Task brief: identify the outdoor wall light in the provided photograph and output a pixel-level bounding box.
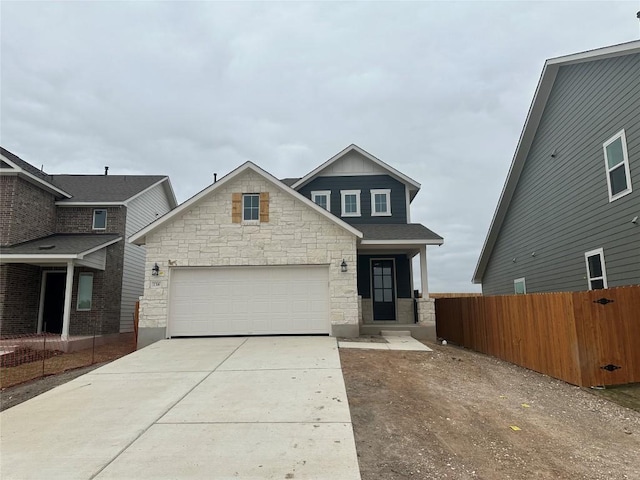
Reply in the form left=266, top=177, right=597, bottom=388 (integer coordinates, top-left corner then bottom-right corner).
left=341, top=259, right=348, bottom=273
left=151, top=263, right=160, bottom=276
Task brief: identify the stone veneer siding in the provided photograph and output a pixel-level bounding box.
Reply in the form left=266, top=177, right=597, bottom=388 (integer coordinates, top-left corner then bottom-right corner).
left=0, top=176, right=56, bottom=246
left=139, top=170, right=358, bottom=337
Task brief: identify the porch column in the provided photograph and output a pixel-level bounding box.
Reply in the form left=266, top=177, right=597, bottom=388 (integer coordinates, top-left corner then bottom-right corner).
left=61, top=260, right=74, bottom=340
left=420, top=245, right=429, bottom=298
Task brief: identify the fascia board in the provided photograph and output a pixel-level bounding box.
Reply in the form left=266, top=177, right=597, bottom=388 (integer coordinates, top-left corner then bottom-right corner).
left=291, top=144, right=421, bottom=191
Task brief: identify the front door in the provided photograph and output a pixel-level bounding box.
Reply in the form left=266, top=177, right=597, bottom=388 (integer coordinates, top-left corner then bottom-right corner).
left=42, top=272, right=66, bottom=334
left=372, top=259, right=396, bottom=321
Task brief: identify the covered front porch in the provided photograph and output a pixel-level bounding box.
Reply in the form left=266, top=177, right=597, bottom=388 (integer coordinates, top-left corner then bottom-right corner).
left=0, top=234, right=121, bottom=340
left=355, top=224, right=443, bottom=339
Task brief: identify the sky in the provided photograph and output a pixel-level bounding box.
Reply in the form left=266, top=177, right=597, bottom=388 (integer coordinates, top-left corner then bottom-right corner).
left=1, top=1, right=639, bottom=292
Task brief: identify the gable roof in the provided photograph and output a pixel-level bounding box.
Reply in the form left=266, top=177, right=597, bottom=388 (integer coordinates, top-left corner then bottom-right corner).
left=0, top=147, right=72, bottom=198
left=291, top=144, right=422, bottom=200
left=472, top=40, right=640, bottom=284
left=130, top=161, right=364, bottom=245
left=0, top=146, right=177, bottom=207
left=52, top=175, right=176, bottom=206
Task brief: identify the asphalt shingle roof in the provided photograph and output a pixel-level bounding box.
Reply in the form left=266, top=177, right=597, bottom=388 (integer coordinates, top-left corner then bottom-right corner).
left=52, top=175, right=166, bottom=203
left=357, top=223, right=443, bottom=241
left=0, top=234, right=121, bottom=255
left=1, top=147, right=56, bottom=182
left=279, top=178, right=300, bottom=187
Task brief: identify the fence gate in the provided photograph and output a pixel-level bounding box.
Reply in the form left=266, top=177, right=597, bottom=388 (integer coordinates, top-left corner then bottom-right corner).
left=574, top=288, right=640, bottom=387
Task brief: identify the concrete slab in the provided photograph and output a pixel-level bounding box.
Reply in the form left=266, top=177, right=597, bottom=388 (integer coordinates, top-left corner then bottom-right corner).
left=385, top=336, right=433, bottom=351
left=338, top=341, right=390, bottom=350
left=1, top=336, right=361, bottom=480
left=217, top=336, right=340, bottom=370
left=96, top=422, right=361, bottom=480
left=92, top=337, right=246, bottom=373
left=0, top=371, right=208, bottom=480
left=161, top=368, right=351, bottom=424
left=338, top=336, right=433, bottom=352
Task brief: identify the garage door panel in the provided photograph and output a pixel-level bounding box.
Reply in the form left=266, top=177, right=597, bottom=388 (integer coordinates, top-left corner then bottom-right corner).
left=169, top=266, right=329, bottom=336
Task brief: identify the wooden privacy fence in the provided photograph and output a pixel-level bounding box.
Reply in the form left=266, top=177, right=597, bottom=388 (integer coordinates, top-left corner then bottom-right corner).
left=435, top=286, right=640, bottom=387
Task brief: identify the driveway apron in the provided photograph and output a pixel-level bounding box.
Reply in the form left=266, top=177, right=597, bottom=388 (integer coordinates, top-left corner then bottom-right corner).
left=0, top=337, right=361, bottom=480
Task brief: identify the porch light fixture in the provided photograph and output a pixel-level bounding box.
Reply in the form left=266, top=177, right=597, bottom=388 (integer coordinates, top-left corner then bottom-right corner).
left=341, top=259, right=348, bottom=273
left=151, top=263, right=160, bottom=276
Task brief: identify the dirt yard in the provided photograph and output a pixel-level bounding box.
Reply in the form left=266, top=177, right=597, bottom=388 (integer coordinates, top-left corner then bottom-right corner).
left=340, top=342, right=640, bottom=480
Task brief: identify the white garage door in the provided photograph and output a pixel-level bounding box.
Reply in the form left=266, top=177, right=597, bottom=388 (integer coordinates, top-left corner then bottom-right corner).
left=168, top=266, right=330, bottom=336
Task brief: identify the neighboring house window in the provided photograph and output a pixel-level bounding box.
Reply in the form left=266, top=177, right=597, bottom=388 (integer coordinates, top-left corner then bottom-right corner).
left=371, top=189, right=391, bottom=216
left=311, top=191, right=331, bottom=210
left=340, top=190, right=361, bottom=217
left=603, top=130, right=632, bottom=201
left=243, top=194, right=260, bottom=221
left=93, top=209, right=107, bottom=230
left=514, top=277, right=526, bottom=294
left=77, top=273, right=94, bottom=311
left=584, top=248, right=608, bottom=290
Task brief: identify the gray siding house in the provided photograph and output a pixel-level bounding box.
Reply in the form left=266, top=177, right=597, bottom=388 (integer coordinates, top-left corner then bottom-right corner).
left=473, top=41, right=640, bottom=295
left=0, top=147, right=177, bottom=343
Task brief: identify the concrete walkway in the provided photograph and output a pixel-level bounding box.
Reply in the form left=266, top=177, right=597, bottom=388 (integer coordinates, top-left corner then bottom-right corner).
left=0, top=337, right=361, bottom=480
left=339, top=332, right=433, bottom=351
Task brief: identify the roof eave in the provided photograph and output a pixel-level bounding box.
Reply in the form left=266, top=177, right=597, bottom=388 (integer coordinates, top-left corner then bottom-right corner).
left=473, top=39, right=640, bottom=284
left=0, top=153, right=72, bottom=198
left=129, top=162, right=363, bottom=246
left=291, top=144, right=421, bottom=192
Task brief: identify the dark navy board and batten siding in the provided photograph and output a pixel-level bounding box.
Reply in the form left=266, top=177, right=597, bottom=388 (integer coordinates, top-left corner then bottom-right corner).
left=357, top=254, right=412, bottom=299
left=297, top=175, right=407, bottom=224
left=482, top=53, right=640, bottom=295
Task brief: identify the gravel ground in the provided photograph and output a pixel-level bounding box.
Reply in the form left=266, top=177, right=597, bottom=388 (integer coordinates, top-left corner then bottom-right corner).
left=340, top=341, right=640, bottom=480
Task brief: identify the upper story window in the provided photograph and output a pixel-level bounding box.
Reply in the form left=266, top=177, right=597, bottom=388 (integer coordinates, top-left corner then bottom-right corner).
left=311, top=190, right=331, bottom=210
left=93, top=209, right=107, bottom=230
left=513, top=277, right=526, bottom=294
left=603, top=130, right=632, bottom=202
left=243, top=194, right=260, bottom=221
left=584, top=248, right=607, bottom=290
left=340, top=190, right=361, bottom=217
left=371, top=189, right=391, bottom=216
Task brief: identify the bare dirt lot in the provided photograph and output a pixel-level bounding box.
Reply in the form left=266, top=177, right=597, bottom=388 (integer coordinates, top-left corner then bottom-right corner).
left=340, top=341, right=640, bottom=480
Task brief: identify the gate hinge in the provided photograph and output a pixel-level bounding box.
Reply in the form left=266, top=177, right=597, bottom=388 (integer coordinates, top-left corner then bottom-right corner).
left=600, top=364, right=621, bottom=372
left=593, top=298, right=614, bottom=305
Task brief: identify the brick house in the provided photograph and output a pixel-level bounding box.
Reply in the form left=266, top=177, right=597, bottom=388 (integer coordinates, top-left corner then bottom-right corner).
left=0, top=147, right=177, bottom=342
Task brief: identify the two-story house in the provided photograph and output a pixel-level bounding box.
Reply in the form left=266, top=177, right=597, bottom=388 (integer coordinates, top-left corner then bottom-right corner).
left=0, top=147, right=177, bottom=346
left=473, top=40, right=640, bottom=295
left=130, top=144, right=443, bottom=347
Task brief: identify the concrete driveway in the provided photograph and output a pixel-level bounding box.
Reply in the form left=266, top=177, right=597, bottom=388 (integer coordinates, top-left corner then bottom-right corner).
left=0, top=336, right=361, bottom=480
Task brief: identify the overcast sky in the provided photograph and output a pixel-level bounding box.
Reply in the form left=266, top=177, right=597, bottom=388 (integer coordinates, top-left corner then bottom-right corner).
left=1, top=1, right=639, bottom=292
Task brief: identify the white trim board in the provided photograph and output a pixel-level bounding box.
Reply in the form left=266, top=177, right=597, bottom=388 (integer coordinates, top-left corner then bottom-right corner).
left=129, top=162, right=363, bottom=245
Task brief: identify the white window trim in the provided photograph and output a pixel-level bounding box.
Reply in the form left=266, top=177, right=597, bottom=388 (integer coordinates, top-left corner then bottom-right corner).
left=603, top=130, right=632, bottom=202
left=92, top=209, right=107, bottom=230
left=513, top=277, right=526, bottom=294
left=371, top=189, right=392, bottom=216
left=76, top=272, right=94, bottom=311
left=242, top=193, right=260, bottom=223
left=340, top=189, right=361, bottom=217
left=584, top=248, right=608, bottom=290
left=311, top=190, right=331, bottom=211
